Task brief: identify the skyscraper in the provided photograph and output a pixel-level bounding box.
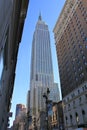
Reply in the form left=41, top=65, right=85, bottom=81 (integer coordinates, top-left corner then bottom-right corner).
left=29, top=14, right=60, bottom=129
left=30, top=14, right=54, bottom=87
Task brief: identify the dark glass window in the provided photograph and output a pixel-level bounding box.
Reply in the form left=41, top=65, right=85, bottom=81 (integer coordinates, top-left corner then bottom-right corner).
left=36, top=74, right=38, bottom=81
left=85, top=37, right=87, bottom=41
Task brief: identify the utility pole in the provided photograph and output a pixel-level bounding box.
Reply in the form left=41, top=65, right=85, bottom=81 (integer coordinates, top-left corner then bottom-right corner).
left=43, top=88, right=50, bottom=130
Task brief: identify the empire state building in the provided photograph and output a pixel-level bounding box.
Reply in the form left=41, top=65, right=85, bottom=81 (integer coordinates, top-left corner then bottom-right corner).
left=29, top=14, right=60, bottom=121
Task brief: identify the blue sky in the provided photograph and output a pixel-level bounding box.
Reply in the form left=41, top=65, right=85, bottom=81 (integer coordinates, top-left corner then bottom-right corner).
left=10, top=0, right=66, bottom=127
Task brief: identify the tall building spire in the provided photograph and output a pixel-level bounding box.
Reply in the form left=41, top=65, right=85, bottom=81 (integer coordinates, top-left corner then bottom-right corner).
left=29, top=15, right=60, bottom=129
left=38, top=12, right=42, bottom=21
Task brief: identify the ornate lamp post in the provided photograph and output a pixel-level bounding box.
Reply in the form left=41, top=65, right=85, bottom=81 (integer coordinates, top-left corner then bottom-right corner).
left=43, top=88, right=50, bottom=130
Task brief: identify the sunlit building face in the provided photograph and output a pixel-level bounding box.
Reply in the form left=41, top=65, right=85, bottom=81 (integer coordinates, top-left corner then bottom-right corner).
left=30, top=15, right=60, bottom=117
left=54, top=0, right=87, bottom=98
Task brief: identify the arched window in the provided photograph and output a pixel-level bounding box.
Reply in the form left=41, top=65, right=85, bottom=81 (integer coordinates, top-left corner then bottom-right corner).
left=70, top=115, right=73, bottom=125
left=55, top=111, right=57, bottom=120
left=82, top=110, right=85, bottom=115
left=75, top=112, right=79, bottom=124
left=54, top=124, right=55, bottom=128
left=65, top=116, right=68, bottom=125
left=82, top=110, right=86, bottom=123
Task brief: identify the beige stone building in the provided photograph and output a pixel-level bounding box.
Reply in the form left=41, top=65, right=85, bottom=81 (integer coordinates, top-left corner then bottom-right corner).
left=0, top=0, right=29, bottom=129
left=63, top=81, right=87, bottom=130
left=51, top=101, right=64, bottom=130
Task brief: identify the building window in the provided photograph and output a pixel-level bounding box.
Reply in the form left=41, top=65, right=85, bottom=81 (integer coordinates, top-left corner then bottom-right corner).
left=36, top=74, right=38, bottom=81
left=84, top=85, right=87, bottom=89
left=82, top=110, right=86, bottom=123
left=85, top=94, right=87, bottom=100
left=75, top=112, right=79, bottom=124
left=84, top=61, right=87, bottom=65
left=67, top=97, right=69, bottom=101
left=82, top=86, right=85, bottom=91
left=64, top=105, right=66, bottom=111
left=85, top=37, right=87, bottom=41
left=55, top=111, right=57, bottom=120
left=80, top=50, right=83, bottom=54
left=79, top=97, right=82, bottom=104
left=86, top=67, right=87, bottom=72
left=75, top=77, right=78, bottom=81
left=72, top=93, right=75, bottom=98
left=73, top=101, right=75, bottom=108
left=79, top=45, right=82, bottom=48
left=70, top=115, right=73, bottom=125
left=68, top=104, right=70, bottom=110
left=78, top=89, right=80, bottom=94
left=65, top=116, right=68, bottom=125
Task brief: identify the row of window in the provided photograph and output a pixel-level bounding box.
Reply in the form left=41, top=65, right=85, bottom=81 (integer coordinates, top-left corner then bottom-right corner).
left=65, top=109, right=86, bottom=125
left=64, top=95, right=87, bottom=111
left=35, top=74, right=53, bottom=86
left=63, top=85, right=87, bottom=103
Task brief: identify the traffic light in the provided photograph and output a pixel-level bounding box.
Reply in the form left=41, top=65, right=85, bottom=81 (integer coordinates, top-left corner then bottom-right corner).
left=33, top=117, right=36, bottom=127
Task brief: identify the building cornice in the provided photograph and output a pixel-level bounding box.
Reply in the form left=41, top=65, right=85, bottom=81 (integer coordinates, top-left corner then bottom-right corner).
left=9, top=0, right=29, bottom=61
left=16, top=0, right=29, bottom=43
left=53, top=0, right=80, bottom=44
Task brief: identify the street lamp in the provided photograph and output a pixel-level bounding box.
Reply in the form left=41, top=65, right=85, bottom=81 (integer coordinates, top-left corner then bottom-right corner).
left=43, top=88, right=50, bottom=130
